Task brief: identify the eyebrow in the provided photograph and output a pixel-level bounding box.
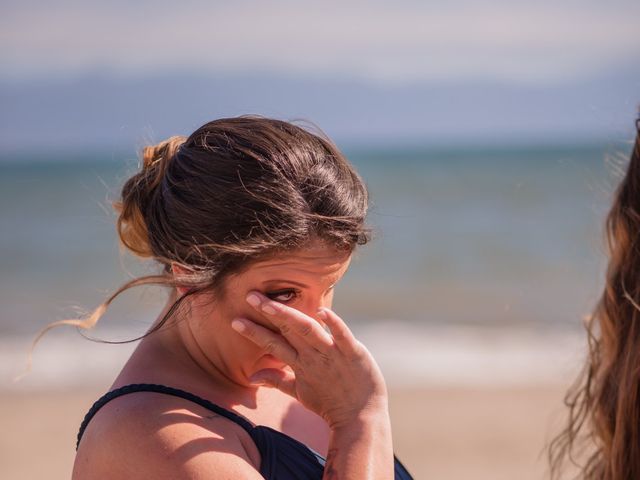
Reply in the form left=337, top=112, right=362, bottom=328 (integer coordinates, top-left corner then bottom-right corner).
left=260, top=279, right=311, bottom=289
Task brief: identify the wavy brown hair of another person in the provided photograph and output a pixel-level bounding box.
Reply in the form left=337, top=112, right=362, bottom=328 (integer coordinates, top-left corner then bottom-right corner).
left=549, top=115, right=640, bottom=479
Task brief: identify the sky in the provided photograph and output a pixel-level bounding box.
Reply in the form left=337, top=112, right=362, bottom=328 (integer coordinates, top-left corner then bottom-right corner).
left=0, top=0, right=638, bottom=150
left=2, top=0, right=639, bottom=84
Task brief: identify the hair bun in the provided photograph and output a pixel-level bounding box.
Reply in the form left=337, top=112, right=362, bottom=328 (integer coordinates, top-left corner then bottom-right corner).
left=141, top=136, right=186, bottom=172
left=114, top=136, right=186, bottom=257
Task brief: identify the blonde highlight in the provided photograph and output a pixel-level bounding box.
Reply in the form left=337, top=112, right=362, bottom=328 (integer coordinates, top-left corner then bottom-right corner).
left=26, top=117, right=370, bottom=377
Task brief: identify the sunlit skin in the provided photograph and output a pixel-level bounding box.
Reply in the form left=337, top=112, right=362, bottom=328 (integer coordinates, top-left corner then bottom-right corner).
left=175, top=241, right=353, bottom=391
left=108, top=241, right=353, bottom=454
left=77, top=240, right=394, bottom=479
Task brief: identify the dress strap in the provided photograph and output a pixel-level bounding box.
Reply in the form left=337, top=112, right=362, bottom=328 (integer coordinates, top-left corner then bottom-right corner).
left=76, top=383, right=255, bottom=450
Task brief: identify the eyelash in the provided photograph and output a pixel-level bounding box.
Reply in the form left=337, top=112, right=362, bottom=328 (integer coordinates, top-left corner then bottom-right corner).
left=264, top=288, right=300, bottom=304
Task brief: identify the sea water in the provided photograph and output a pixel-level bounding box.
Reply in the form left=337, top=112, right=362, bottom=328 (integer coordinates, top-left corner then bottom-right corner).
left=0, top=143, right=626, bottom=389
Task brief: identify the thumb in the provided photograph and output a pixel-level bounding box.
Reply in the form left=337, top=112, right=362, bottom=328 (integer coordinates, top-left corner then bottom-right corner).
left=250, top=368, right=296, bottom=397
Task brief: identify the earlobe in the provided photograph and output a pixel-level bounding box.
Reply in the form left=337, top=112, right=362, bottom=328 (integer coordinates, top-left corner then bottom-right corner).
left=171, top=262, right=193, bottom=296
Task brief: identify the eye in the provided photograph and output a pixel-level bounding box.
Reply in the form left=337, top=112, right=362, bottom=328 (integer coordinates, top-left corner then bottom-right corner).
left=265, top=289, right=299, bottom=304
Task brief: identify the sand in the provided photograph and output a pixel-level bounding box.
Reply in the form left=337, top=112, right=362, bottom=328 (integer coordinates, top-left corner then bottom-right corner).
left=389, top=386, right=569, bottom=479
left=0, top=384, right=569, bottom=480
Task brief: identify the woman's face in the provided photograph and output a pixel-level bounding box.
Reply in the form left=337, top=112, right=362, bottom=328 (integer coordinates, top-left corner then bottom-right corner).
left=181, top=241, right=353, bottom=387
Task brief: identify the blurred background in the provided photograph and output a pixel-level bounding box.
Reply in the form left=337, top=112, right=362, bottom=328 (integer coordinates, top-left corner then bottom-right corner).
left=1, top=1, right=639, bottom=479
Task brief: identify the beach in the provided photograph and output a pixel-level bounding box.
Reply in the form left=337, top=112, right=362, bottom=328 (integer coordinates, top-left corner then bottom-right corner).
left=2, top=0, right=636, bottom=474
left=0, top=383, right=569, bottom=480
left=0, top=145, right=605, bottom=479
left=1, top=323, right=584, bottom=479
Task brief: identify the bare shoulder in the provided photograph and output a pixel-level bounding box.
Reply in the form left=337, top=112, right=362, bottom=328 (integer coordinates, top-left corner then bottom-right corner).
left=72, top=391, right=263, bottom=480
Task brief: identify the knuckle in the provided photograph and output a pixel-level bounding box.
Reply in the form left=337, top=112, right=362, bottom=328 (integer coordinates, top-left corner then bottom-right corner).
left=298, top=323, right=313, bottom=337
left=293, top=362, right=305, bottom=376
left=278, top=322, right=291, bottom=335
left=349, top=340, right=366, bottom=358
left=264, top=340, right=278, bottom=355
left=331, top=331, right=345, bottom=342
left=318, top=352, right=332, bottom=367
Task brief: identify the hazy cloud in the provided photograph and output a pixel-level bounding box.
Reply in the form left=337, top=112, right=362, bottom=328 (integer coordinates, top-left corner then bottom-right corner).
left=1, top=0, right=639, bottom=84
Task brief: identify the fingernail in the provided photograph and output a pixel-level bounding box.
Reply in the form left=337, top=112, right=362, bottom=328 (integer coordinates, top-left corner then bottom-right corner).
left=231, top=319, right=246, bottom=333
left=316, top=308, right=327, bottom=320
left=249, top=375, right=267, bottom=386
left=246, top=293, right=261, bottom=308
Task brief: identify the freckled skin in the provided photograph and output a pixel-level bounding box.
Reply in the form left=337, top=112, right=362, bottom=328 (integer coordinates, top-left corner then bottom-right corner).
left=79, top=240, right=395, bottom=479
left=109, top=241, right=351, bottom=456
left=173, top=242, right=353, bottom=389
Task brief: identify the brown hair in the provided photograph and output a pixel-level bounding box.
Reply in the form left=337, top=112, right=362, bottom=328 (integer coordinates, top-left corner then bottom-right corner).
left=549, top=117, right=640, bottom=479
left=28, top=116, right=369, bottom=355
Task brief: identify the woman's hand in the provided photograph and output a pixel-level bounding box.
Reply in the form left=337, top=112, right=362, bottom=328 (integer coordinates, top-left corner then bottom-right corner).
left=230, top=292, right=388, bottom=430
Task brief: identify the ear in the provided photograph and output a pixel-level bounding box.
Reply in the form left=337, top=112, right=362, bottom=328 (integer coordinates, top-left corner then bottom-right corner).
left=171, top=262, right=193, bottom=296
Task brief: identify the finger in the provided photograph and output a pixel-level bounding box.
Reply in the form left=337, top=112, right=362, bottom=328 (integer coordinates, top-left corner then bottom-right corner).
left=245, top=292, right=334, bottom=351
left=231, top=318, right=299, bottom=366
left=249, top=368, right=296, bottom=398
left=317, top=307, right=360, bottom=356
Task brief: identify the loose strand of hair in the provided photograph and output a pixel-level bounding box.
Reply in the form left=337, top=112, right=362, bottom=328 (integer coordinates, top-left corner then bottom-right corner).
left=16, top=273, right=174, bottom=382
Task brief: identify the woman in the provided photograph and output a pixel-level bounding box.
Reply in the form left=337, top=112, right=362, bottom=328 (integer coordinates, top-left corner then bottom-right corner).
left=549, top=116, right=640, bottom=479
left=70, top=117, right=413, bottom=479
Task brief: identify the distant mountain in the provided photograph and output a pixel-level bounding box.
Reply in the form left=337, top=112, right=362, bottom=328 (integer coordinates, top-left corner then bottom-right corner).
left=0, top=69, right=638, bottom=153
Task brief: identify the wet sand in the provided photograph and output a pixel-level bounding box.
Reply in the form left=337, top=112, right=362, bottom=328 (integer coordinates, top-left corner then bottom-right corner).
left=0, top=384, right=568, bottom=480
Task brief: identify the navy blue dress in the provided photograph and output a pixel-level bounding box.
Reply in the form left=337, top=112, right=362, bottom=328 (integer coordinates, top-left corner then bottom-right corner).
left=76, top=383, right=414, bottom=479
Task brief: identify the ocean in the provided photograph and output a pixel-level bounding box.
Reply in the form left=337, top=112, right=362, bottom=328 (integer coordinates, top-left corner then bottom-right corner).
left=0, top=142, right=627, bottom=389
